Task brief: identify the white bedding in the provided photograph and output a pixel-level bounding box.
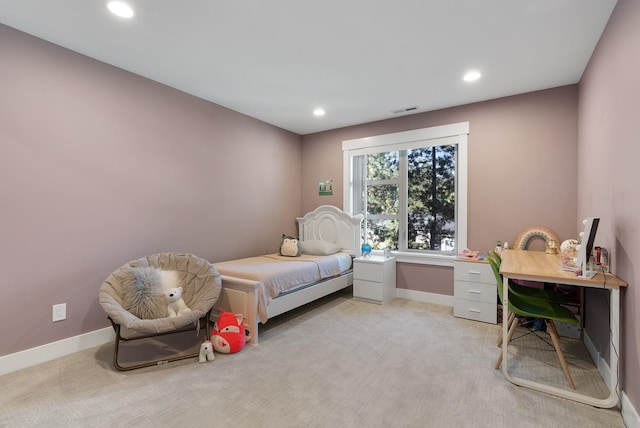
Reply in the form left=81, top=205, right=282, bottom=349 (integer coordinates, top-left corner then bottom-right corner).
left=213, top=252, right=352, bottom=321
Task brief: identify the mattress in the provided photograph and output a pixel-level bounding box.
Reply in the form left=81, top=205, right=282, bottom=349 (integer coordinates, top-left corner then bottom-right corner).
left=213, top=252, right=352, bottom=321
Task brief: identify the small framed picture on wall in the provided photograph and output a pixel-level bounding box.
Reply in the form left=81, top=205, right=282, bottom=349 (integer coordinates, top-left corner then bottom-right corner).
left=319, top=180, right=333, bottom=195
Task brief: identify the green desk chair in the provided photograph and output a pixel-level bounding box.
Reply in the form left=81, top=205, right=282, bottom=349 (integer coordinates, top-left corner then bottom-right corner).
left=490, top=250, right=573, bottom=347
left=487, top=254, right=578, bottom=390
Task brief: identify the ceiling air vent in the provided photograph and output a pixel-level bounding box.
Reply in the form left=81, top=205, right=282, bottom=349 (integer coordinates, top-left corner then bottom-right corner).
left=391, top=105, right=420, bottom=114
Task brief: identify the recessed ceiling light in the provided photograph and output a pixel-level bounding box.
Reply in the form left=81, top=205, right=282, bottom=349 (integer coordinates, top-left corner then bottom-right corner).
left=107, top=1, right=135, bottom=18
left=313, top=108, right=325, bottom=117
left=463, top=71, right=481, bottom=82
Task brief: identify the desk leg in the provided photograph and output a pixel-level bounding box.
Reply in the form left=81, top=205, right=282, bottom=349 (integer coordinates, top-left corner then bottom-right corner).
left=500, top=277, right=620, bottom=408
left=502, top=276, right=510, bottom=375
left=609, top=287, right=620, bottom=404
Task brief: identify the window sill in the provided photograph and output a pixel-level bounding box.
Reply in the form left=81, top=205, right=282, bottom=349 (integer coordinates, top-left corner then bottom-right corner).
left=369, top=250, right=455, bottom=267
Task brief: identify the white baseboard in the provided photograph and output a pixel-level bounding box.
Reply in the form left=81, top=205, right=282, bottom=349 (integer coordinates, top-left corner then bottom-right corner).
left=622, top=391, right=640, bottom=428
left=395, top=288, right=454, bottom=307
left=0, top=327, right=114, bottom=377
left=583, top=330, right=613, bottom=389
left=584, top=330, right=639, bottom=427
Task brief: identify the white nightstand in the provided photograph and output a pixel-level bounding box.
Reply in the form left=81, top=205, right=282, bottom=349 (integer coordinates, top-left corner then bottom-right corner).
left=353, top=255, right=396, bottom=304
left=453, top=259, right=497, bottom=323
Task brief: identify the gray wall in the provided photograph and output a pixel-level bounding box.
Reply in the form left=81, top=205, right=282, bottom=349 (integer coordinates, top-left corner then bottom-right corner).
left=0, top=24, right=302, bottom=356
left=579, top=0, right=640, bottom=411
left=302, top=85, right=579, bottom=295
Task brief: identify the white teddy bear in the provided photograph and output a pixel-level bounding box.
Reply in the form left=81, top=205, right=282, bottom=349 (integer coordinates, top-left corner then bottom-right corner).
left=165, top=286, right=192, bottom=317
left=199, top=340, right=215, bottom=362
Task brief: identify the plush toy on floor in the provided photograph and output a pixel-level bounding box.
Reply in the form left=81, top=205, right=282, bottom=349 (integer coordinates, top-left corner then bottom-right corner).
left=166, top=287, right=192, bottom=317
left=199, top=340, right=215, bottom=362
left=212, top=310, right=246, bottom=353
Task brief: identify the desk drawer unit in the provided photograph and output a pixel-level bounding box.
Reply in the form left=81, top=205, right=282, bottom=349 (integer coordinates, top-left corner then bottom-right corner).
left=453, top=259, right=497, bottom=323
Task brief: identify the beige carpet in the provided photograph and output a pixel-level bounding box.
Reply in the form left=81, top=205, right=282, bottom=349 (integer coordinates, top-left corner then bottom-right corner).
left=0, top=288, right=625, bottom=427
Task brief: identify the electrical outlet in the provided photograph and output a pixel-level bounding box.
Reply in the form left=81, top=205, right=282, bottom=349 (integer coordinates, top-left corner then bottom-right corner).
left=52, top=303, right=66, bottom=322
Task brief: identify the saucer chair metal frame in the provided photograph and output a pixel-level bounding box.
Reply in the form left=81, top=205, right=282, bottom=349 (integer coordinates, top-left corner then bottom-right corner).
left=99, top=253, right=222, bottom=371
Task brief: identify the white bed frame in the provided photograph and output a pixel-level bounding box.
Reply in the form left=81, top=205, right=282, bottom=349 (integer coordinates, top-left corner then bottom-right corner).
left=213, top=205, right=363, bottom=345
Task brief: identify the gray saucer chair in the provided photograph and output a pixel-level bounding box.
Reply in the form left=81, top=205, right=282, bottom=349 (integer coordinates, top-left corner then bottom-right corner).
left=99, top=253, right=222, bottom=371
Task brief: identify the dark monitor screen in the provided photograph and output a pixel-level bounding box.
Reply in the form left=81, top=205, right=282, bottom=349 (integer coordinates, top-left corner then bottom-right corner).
left=579, top=217, right=600, bottom=272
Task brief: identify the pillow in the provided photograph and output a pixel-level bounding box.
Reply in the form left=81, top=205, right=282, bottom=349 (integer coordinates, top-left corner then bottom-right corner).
left=301, top=240, right=342, bottom=256
left=279, top=234, right=301, bottom=257
left=120, top=267, right=179, bottom=319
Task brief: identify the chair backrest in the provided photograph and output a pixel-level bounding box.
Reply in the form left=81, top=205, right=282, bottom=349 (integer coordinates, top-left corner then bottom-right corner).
left=486, top=253, right=504, bottom=304
left=99, top=253, right=222, bottom=334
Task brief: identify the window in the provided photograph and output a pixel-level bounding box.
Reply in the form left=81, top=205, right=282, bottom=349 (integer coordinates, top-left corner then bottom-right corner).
left=343, top=122, right=468, bottom=265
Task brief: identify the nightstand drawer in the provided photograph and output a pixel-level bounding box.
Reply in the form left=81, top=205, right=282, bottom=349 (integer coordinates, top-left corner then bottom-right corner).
left=454, top=280, right=497, bottom=304
left=454, top=261, right=494, bottom=284
left=453, top=299, right=497, bottom=324
left=353, top=279, right=384, bottom=302
left=353, top=262, right=384, bottom=282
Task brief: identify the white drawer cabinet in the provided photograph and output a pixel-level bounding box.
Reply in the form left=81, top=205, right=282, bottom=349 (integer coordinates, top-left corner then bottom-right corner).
left=453, top=259, right=497, bottom=323
left=353, top=256, right=396, bottom=304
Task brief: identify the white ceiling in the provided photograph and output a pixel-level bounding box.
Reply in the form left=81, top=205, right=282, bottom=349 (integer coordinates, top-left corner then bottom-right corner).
left=0, top=0, right=617, bottom=135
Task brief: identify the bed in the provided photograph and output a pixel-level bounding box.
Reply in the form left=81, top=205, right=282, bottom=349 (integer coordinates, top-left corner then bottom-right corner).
left=212, top=205, right=363, bottom=345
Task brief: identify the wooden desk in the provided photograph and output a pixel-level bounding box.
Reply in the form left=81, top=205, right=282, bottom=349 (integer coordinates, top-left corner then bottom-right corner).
left=499, top=250, right=627, bottom=408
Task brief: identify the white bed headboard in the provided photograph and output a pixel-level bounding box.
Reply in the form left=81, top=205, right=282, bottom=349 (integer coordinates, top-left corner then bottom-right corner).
left=296, top=205, right=363, bottom=256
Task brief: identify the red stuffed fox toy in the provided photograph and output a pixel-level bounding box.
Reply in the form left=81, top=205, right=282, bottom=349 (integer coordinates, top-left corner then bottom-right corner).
left=211, top=310, right=246, bottom=353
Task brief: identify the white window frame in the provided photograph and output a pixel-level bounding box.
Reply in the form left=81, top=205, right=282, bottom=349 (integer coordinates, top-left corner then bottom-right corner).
left=343, top=122, right=468, bottom=266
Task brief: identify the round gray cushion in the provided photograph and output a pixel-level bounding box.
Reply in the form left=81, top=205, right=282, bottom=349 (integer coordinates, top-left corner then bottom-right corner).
left=99, top=253, right=221, bottom=334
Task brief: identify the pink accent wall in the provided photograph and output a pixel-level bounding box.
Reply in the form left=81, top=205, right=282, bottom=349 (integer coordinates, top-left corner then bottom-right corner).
left=0, top=25, right=302, bottom=357
left=579, top=0, right=640, bottom=411
left=302, top=86, right=579, bottom=294
left=397, top=263, right=453, bottom=296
